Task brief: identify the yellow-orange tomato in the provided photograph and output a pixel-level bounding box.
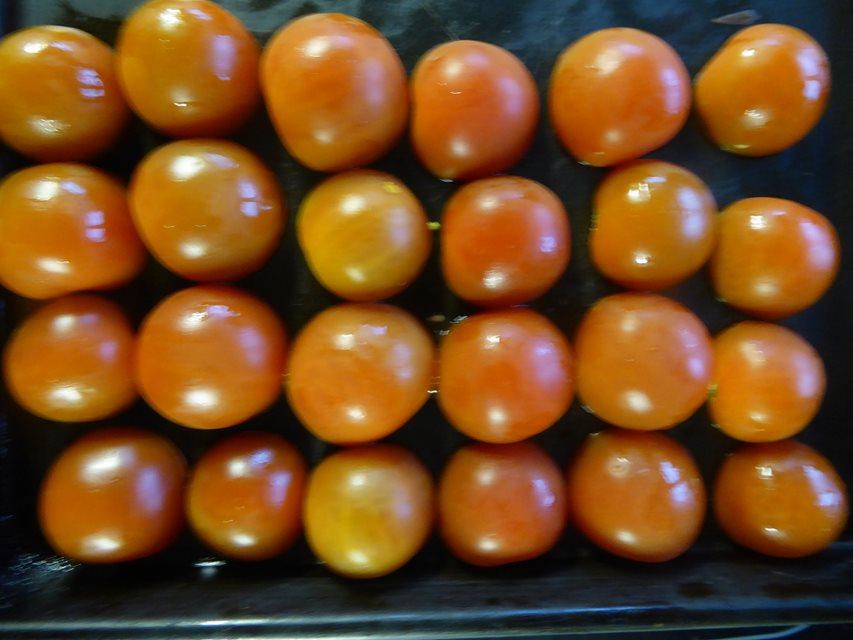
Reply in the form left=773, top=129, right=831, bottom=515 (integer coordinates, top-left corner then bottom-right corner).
left=130, top=139, right=285, bottom=281
left=591, top=160, right=717, bottom=290
left=438, top=309, right=574, bottom=443
left=0, top=164, right=146, bottom=300
left=297, top=170, right=431, bottom=301
left=116, top=0, right=259, bottom=137
left=286, top=304, right=434, bottom=445
left=261, top=13, right=407, bottom=172
left=39, top=427, right=186, bottom=563
left=568, top=429, right=706, bottom=562
left=411, top=40, right=539, bottom=181
left=136, top=285, right=286, bottom=430
left=304, top=445, right=434, bottom=578
left=549, top=28, right=690, bottom=167
left=3, top=295, right=136, bottom=422
left=714, top=440, right=847, bottom=558
left=0, top=26, right=128, bottom=162
left=695, top=24, right=830, bottom=156
left=574, top=293, right=712, bottom=430
left=441, top=176, right=570, bottom=307
left=710, top=322, right=825, bottom=443
left=439, top=442, right=567, bottom=567
left=186, top=431, right=306, bottom=561
left=710, top=198, right=839, bottom=319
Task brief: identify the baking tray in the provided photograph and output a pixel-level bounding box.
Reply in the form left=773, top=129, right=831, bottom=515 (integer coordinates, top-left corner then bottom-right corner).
left=1, top=0, right=851, bottom=637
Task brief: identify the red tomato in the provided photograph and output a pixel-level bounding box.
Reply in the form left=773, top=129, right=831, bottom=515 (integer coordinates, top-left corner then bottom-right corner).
left=438, top=309, right=574, bottom=443
left=136, top=285, right=286, bottom=430
left=0, top=26, right=128, bottom=161
left=411, top=40, right=539, bottom=180
left=549, top=28, right=690, bottom=166
left=439, top=442, right=567, bottom=567
left=39, top=427, right=186, bottom=563
left=441, top=176, right=570, bottom=306
left=568, top=429, right=706, bottom=562
left=261, top=13, right=407, bottom=172
left=574, top=293, right=712, bottom=430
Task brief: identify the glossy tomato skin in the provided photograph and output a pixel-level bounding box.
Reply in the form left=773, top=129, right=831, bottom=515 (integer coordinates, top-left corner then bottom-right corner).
left=574, top=293, right=712, bottom=430
left=695, top=24, right=830, bottom=156
left=714, top=440, right=847, bottom=558
left=304, top=444, right=435, bottom=578
left=411, top=40, right=539, bottom=181
left=549, top=28, right=690, bottom=167
left=0, top=26, right=128, bottom=162
left=286, top=304, right=434, bottom=445
left=38, top=427, right=186, bottom=563
left=441, top=176, right=570, bottom=307
left=297, top=170, right=432, bottom=301
left=591, top=160, right=717, bottom=291
left=438, top=309, right=574, bottom=443
left=136, top=285, right=286, bottom=430
left=116, top=0, right=259, bottom=137
left=0, top=164, right=146, bottom=300
left=710, top=322, right=825, bottom=443
left=710, top=198, right=839, bottom=319
left=439, top=442, right=567, bottom=567
left=261, top=13, right=407, bottom=172
left=3, top=295, right=136, bottom=422
left=130, top=140, right=285, bottom=282
left=186, top=432, right=306, bottom=561
left=568, top=429, right=705, bottom=562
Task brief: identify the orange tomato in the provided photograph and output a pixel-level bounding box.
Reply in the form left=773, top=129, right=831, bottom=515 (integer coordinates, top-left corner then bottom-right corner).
left=695, top=24, right=830, bottom=156
left=411, top=40, right=539, bottom=180
left=549, top=28, right=690, bottom=166
left=261, top=13, right=407, bottom=172
left=130, top=139, right=285, bottom=281
left=136, top=285, right=286, bottom=430
left=0, top=26, right=128, bottom=162
left=438, top=309, right=574, bottom=443
left=0, top=163, right=146, bottom=300
left=116, top=0, right=259, bottom=137
left=710, top=197, right=839, bottom=319
left=591, top=160, right=717, bottom=290
left=574, top=293, right=711, bottom=430
left=714, top=440, right=847, bottom=558
left=441, top=176, right=570, bottom=306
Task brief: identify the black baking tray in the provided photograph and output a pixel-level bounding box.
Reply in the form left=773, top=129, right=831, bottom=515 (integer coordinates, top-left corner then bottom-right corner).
left=1, top=0, right=851, bottom=638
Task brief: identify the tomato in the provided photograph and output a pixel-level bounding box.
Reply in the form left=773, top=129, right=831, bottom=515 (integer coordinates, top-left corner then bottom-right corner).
left=710, top=322, right=824, bottom=443
left=441, top=176, right=570, bottom=307
left=549, top=28, right=690, bottom=167
left=129, top=139, right=285, bottom=282
left=136, top=285, right=286, bottom=430
left=3, top=295, right=136, bottom=422
left=38, top=427, right=186, bottom=563
left=116, top=0, right=259, bottom=137
left=186, top=431, right=306, bottom=561
left=710, top=197, right=839, bottom=319
left=0, top=163, right=146, bottom=300
left=286, top=304, right=434, bottom=445
left=439, top=442, right=567, bottom=567
left=297, top=170, right=431, bottom=301
left=695, top=24, right=830, bottom=156
left=568, top=429, right=706, bottom=562
left=574, top=293, right=711, bottom=430
left=714, top=440, right=847, bottom=558
left=304, top=444, right=434, bottom=578
left=411, top=40, right=538, bottom=181
left=590, top=160, right=717, bottom=291
left=261, top=13, right=407, bottom=172
left=0, top=26, right=128, bottom=162
left=438, top=309, right=573, bottom=443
